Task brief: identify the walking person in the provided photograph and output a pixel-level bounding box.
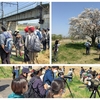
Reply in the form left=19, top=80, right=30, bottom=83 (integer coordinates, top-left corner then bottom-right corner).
left=84, top=40, right=91, bottom=55
left=0, top=26, right=12, bottom=64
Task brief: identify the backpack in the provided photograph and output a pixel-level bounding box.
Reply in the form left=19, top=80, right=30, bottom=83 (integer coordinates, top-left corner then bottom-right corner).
left=37, top=31, right=42, bottom=40
left=3, top=33, right=13, bottom=52
left=24, top=78, right=43, bottom=98
left=30, top=34, right=41, bottom=52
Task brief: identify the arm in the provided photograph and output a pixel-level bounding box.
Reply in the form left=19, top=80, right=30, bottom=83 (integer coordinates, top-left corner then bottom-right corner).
left=38, top=79, right=46, bottom=97
left=47, top=71, right=54, bottom=83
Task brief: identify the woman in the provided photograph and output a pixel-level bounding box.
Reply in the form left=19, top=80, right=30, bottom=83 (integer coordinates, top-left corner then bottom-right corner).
left=8, top=77, right=28, bottom=98
left=46, top=79, right=65, bottom=98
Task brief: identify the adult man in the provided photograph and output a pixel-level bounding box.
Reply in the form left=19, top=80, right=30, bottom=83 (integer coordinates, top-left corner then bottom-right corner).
left=43, top=66, right=59, bottom=86
left=0, top=26, right=12, bottom=64
left=19, top=67, right=29, bottom=79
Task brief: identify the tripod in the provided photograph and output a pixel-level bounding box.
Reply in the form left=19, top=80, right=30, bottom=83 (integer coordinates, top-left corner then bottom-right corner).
left=65, top=80, right=74, bottom=98
left=90, top=86, right=100, bottom=98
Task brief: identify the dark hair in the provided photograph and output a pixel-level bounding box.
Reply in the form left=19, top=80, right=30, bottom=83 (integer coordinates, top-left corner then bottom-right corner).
left=33, top=68, right=42, bottom=75
left=1, top=26, right=7, bottom=31
left=55, top=40, right=59, bottom=44
left=11, top=77, right=27, bottom=95
left=46, top=79, right=65, bottom=98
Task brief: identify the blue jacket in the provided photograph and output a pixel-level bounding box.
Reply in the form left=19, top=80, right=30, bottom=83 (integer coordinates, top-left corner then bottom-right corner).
left=43, top=69, right=54, bottom=85
left=8, top=93, right=24, bottom=98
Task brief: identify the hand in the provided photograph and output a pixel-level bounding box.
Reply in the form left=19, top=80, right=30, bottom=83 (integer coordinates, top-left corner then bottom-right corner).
left=44, top=84, right=48, bottom=90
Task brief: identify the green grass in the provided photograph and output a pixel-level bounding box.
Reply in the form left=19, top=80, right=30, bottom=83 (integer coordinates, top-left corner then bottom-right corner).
left=52, top=42, right=100, bottom=64
left=0, top=67, right=12, bottom=79
left=63, top=76, right=100, bottom=98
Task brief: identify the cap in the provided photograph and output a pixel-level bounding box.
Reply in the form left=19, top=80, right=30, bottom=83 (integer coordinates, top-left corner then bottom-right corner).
left=28, top=26, right=35, bottom=32
left=22, top=68, right=29, bottom=73
left=24, top=27, right=29, bottom=32
left=33, top=66, right=42, bottom=71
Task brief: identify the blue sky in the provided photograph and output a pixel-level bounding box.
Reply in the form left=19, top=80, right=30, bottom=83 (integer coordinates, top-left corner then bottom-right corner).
left=52, top=2, right=100, bottom=37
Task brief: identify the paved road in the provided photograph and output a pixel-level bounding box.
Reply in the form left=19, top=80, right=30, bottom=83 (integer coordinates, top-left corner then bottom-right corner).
left=0, top=79, right=12, bottom=98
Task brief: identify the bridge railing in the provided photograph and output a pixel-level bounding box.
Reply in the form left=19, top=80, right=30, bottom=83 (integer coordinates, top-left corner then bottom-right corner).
left=0, top=2, right=49, bottom=18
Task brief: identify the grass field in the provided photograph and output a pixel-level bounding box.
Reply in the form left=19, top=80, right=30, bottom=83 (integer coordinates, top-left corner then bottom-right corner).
left=0, top=67, right=12, bottom=79
left=52, top=39, right=100, bottom=64
left=0, top=49, right=50, bottom=64
left=61, top=66, right=100, bottom=98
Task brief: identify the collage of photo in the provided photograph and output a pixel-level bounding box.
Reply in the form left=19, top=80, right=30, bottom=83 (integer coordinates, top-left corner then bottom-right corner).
left=0, top=1, right=100, bottom=99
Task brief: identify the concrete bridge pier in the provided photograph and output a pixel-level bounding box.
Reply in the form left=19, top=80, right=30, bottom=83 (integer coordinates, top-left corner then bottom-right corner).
left=7, top=21, right=18, bottom=33
left=40, top=14, right=49, bottom=29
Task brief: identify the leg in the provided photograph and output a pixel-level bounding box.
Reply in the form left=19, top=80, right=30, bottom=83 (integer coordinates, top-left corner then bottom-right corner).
left=28, top=51, right=32, bottom=64
left=1, top=49, right=7, bottom=64
left=6, top=53, right=11, bottom=64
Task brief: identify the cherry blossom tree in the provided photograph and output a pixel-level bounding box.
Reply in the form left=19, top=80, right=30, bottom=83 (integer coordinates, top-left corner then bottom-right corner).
left=69, top=8, right=100, bottom=45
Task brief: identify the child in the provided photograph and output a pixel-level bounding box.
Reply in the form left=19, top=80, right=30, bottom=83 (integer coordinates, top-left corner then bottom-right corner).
left=53, top=40, right=60, bottom=61
left=8, top=77, right=28, bottom=98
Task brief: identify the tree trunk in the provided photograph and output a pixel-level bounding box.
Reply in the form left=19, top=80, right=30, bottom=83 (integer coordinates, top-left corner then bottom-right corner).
left=91, top=36, right=96, bottom=46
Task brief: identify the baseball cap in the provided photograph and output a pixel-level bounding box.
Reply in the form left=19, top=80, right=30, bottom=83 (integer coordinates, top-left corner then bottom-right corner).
left=22, top=68, right=29, bottom=73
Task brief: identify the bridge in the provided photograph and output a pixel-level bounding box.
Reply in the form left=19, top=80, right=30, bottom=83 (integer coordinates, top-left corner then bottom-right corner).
left=0, top=2, right=49, bottom=32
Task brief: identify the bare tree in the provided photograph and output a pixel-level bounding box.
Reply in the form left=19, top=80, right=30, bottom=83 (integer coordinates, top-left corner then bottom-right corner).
left=69, top=8, right=100, bottom=46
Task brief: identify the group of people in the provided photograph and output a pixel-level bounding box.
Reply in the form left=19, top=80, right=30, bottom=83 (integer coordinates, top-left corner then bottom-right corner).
left=9, top=66, right=67, bottom=98
left=0, top=25, right=50, bottom=64
left=80, top=67, right=100, bottom=87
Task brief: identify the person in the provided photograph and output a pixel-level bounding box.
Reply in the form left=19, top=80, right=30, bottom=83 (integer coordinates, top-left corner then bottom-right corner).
left=53, top=39, right=60, bottom=61
left=29, top=66, right=47, bottom=98
left=84, top=40, right=91, bottom=55
left=15, top=31, right=24, bottom=57
left=46, top=79, right=65, bottom=98
left=34, top=26, right=42, bottom=41
left=67, top=69, right=73, bottom=82
left=25, top=26, right=37, bottom=64
left=46, top=28, right=50, bottom=49
left=41, top=28, right=47, bottom=50
left=12, top=66, right=20, bottom=79
left=43, top=66, right=59, bottom=86
left=19, top=67, right=29, bottom=79
left=8, top=77, right=28, bottom=98
left=80, top=67, right=85, bottom=79
left=0, top=26, right=12, bottom=64
left=23, top=27, right=30, bottom=63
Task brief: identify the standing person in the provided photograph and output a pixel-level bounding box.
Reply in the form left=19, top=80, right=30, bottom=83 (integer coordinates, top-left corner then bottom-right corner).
left=41, top=28, right=47, bottom=50
left=19, top=67, right=29, bottom=80
left=53, top=39, right=60, bottom=61
left=84, top=40, right=91, bottom=55
left=34, top=26, right=42, bottom=41
left=80, top=67, right=85, bottom=79
left=46, top=79, right=65, bottom=98
left=8, top=77, right=28, bottom=98
left=46, top=28, right=50, bottom=49
left=28, top=66, right=47, bottom=98
left=23, top=27, right=30, bottom=63
left=43, top=66, right=59, bottom=86
left=25, top=26, right=38, bottom=64
left=0, top=26, right=12, bottom=64
left=12, top=66, right=20, bottom=79
left=15, top=31, right=24, bottom=57
left=67, top=69, right=73, bottom=82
